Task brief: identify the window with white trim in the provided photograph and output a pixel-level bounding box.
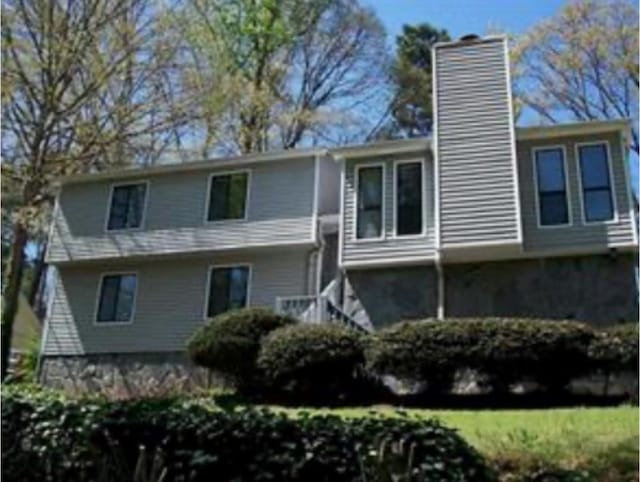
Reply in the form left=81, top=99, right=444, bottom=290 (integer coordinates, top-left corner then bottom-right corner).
left=534, top=148, right=569, bottom=226
left=578, top=143, right=614, bottom=222
left=206, top=266, right=250, bottom=317
left=207, top=172, right=248, bottom=221
left=96, top=274, right=137, bottom=323
left=107, top=183, right=146, bottom=230
left=356, top=166, right=383, bottom=239
left=395, top=162, right=423, bottom=235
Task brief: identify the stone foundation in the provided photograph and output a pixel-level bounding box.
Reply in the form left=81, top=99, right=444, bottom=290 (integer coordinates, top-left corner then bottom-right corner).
left=39, top=352, right=220, bottom=397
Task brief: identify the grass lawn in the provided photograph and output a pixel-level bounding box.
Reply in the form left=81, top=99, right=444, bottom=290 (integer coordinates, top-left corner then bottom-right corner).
left=266, top=404, right=639, bottom=480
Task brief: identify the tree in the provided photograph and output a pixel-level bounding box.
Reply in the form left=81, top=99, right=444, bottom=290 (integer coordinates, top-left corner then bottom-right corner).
left=168, top=0, right=390, bottom=155
left=386, top=23, right=450, bottom=138
left=1, top=0, right=183, bottom=380
left=512, top=0, right=639, bottom=153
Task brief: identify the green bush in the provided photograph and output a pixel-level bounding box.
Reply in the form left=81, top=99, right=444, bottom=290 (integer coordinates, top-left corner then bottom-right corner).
left=366, top=319, right=595, bottom=393
left=186, top=307, right=296, bottom=389
left=1, top=385, right=494, bottom=482
left=257, top=323, right=365, bottom=400
left=588, top=323, right=638, bottom=373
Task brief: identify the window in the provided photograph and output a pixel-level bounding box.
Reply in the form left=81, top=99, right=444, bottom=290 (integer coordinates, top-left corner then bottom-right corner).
left=96, top=274, right=137, bottom=323
left=107, top=183, right=147, bottom=230
left=206, top=265, right=250, bottom=317
left=578, top=143, right=614, bottom=222
left=207, top=171, right=249, bottom=221
left=395, top=162, right=424, bottom=236
left=534, top=148, right=569, bottom=226
left=356, top=165, right=383, bottom=239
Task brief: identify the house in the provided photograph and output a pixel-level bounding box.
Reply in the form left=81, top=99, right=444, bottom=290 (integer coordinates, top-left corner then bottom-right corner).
left=39, top=36, right=638, bottom=389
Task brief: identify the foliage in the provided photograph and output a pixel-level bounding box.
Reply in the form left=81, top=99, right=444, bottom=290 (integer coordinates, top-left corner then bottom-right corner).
left=1, top=386, right=494, bottom=482
left=512, top=0, right=639, bottom=153
left=186, top=307, right=296, bottom=389
left=257, top=323, right=365, bottom=399
left=166, top=0, right=390, bottom=154
left=366, top=319, right=596, bottom=392
left=588, top=323, right=638, bottom=373
left=386, top=23, right=451, bottom=138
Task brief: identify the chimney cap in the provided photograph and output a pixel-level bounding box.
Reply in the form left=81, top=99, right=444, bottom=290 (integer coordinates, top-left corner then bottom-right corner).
left=459, top=34, right=480, bottom=42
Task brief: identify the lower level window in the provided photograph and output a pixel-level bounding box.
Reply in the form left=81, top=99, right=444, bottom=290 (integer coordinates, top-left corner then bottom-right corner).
left=207, top=265, right=250, bottom=317
left=96, top=273, right=137, bottom=323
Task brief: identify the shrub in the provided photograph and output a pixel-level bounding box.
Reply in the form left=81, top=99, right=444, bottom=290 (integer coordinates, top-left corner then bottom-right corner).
left=257, top=323, right=365, bottom=400
left=588, top=323, right=638, bottom=373
left=366, top=319, right=595, bottom=393
left=186, top=307, right=296, bottom=389
left=1, top=385, right=494, bottom=482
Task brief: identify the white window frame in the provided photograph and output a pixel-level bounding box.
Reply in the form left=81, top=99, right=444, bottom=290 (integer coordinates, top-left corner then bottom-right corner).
left=531, top=145, right=572, bottom=229
left=204, top=169, right=251, bottom=224
left=203, top=263, right=252, bottom=320
left=392, top=159, right=427, bottom=238
left=575, top=140, right=618, bottom=225
left=104, top=180, right=150, bottom=233
left=353, top=162, right=386, bottom=242
left=93, top=271, right=138, bottom=326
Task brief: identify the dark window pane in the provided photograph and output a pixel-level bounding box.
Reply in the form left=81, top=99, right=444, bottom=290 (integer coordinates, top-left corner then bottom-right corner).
left=584, top=189, right=614, bottom=222
left=97, top=274, right=137, bottom=323
left=540, top=192, right=569, bottom=225
left=535, top=149, right=565, bottom=192
left=578, top=144, right=614, bottom=222
left=396, top=162, right=423, bottom=235
left=208, top=173, right=248, bottom=221
left=357, top=166, right=383, bottom=239
left=107, top=184, right=146, bottom=230
left=535, top=148, right=568, bottom=226
left=207, top=266, right=249, bottom=317
left=579, top=145, right=610, bottom=189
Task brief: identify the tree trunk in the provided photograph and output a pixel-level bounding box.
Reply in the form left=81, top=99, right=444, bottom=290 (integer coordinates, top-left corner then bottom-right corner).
left=1, top=222, right=28, bottom=381
left=27, top=242, right=48, bottom=321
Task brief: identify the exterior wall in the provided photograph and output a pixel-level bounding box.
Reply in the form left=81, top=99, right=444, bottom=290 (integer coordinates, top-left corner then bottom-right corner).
left=444, top=254, right=638, bottom=325
left=344, top=266, right=438, bottom=328
left=434, top=37, right=521, bottom=247
left=517, top=132, right=637, bottom=252
left=47, top=157, right=316, bottom=263
left=317, top=155, right=341, bottom=216
left=39, top=352, right=213, bottom=394
left=43, top=247, right=312, bottom=355
left=341, top=151, right=436, bottom=267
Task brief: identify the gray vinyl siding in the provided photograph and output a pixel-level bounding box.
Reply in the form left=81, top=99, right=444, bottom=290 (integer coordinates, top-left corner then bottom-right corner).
left=43, top=248, right=312, bottom=355
left=517, top=132, right=636, bottom=252
left=341, top=152, right=436, bottom=266
left=317, top=155, right=341, bottom=216
left=434, top=37, right=521, bottom=246
left=47, top=158, right=316, bottom=263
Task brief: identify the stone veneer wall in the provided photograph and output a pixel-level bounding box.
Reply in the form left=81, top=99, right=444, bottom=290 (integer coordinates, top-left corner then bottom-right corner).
left=39, top=352, right=218, bottom=396
left=445, top=254, right=638, bottom=325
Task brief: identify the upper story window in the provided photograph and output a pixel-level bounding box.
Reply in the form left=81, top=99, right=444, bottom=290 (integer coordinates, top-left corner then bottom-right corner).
left=534, top=147, right=569, bottom=226
left=207, top=171, right=249, bottom=222
left=577, top=143, right=614, bottom=222
left=206, top=265, right=250, bottom=317
left=107, top=183, right=147, bottom=230
left=96, top=273, right=137, bottom=323
left=395, top=161, right=424, bottom=236
left=356, top=164, right=384, bottom=239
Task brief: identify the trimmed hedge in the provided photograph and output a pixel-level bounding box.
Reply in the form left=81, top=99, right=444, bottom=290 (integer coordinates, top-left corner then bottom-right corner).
left=186, top=307, right=296, bottom=389
left=366, top=319, right=596, bottom=392
left=588, top=323, right=638, bottom=373
left=257, top=323, right=366, bottom=400
left=1, top=385, right=494, bottom=482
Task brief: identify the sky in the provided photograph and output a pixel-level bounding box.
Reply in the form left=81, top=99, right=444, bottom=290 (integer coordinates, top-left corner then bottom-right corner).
left=366, top=0, right=568, bottom=40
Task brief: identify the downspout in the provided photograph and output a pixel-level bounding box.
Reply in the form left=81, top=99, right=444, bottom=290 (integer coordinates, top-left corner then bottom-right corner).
left=435, top=254, right=445, bottom=320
